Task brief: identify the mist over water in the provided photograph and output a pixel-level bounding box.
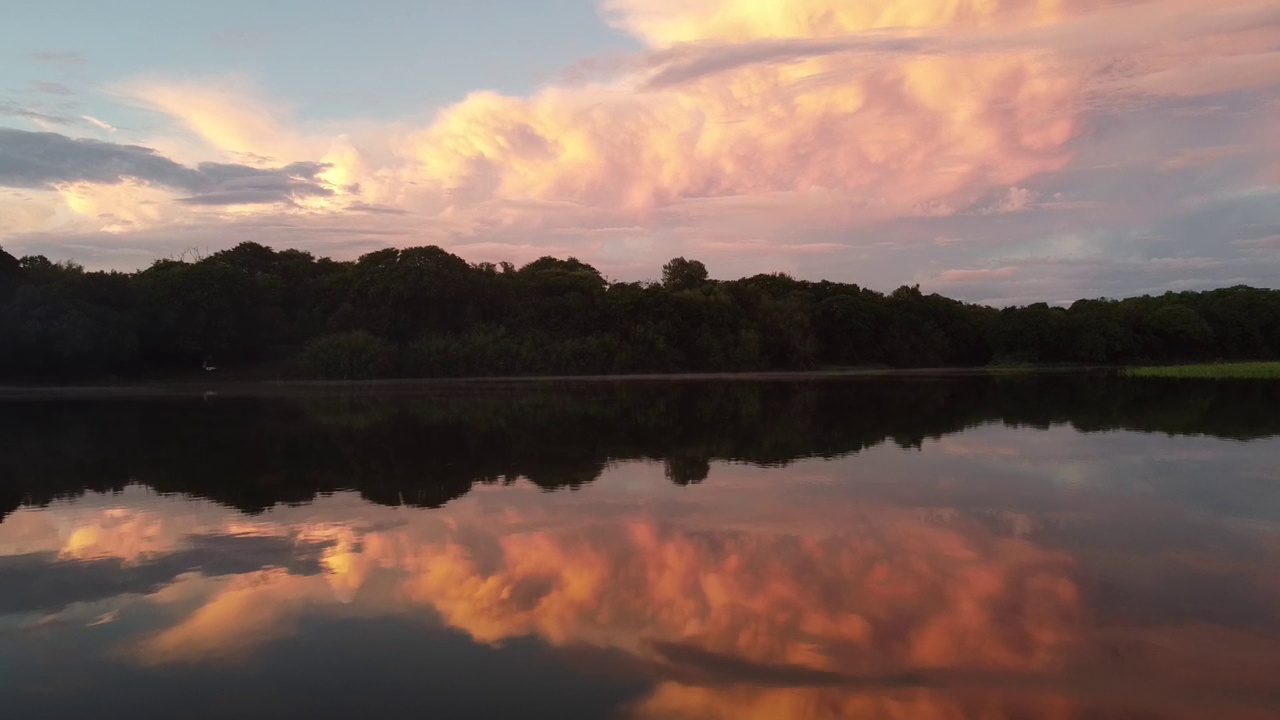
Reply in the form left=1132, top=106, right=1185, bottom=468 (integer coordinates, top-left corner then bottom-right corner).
left=3, top=376, right=1280, bottom=719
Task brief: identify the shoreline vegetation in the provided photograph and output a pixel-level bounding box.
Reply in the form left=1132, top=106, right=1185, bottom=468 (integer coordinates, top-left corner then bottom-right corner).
left=2, top=242, right=1278, bottom=383
left=0, top=367, right=1113, bottom=399
left=1124, top=361, right=1280, bottom=379
left=0, top=364, right=1269, bottom=401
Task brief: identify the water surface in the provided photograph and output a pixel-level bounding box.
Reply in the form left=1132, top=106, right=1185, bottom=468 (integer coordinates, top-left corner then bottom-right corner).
left=3, top=376, right=1280, bottom=719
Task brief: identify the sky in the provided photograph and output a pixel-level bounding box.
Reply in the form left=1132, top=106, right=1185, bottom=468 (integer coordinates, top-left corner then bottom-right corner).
left=1, top=0, right=1279, bottom=304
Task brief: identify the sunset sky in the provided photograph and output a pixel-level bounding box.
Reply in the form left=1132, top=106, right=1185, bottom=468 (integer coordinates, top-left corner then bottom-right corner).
left=2, top=0, right=1279, bottom=303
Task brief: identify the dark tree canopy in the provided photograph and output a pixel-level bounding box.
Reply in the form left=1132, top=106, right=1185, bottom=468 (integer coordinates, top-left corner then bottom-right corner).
left=0, top=246, right=18, bottom=276
left=0, top=241, right=1277, bottom=381
left=0, top=246, right=20, bottom=300
left=662, top=257, right=709, bottom=291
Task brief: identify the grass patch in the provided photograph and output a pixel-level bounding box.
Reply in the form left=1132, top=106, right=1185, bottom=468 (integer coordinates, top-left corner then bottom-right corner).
left=1125, top=361, right=1280, bottom=379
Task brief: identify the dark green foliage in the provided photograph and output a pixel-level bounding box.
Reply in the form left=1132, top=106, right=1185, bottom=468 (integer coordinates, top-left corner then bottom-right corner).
left=298, top=331, right=397, bottom=380
left=0, top=242, right=1277, bottom=381
left=0, top=246, right=20, bottom=300
left=662, top=257, right=709, bottom=291
left=0, top=255, right=139, bottom=378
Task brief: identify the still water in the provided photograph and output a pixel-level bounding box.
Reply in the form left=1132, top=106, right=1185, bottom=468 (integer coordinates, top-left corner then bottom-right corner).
left=2, top=376, right=1280, bottom=719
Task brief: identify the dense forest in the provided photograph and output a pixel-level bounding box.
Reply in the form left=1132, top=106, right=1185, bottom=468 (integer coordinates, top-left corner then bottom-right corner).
left=1, top=242, right=1278, bottom=381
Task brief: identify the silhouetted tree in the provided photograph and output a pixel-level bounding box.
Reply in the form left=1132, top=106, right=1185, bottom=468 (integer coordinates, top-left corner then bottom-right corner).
left=662, top=257, right=709, bottom=291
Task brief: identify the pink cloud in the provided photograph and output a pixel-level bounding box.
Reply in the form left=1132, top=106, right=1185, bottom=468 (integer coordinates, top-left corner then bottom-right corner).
left=1235, top=235, right=1280, bottom=250
left=1161, top=145, right=1253, bottom=170
left=938, top=266, right=1019, bottom=282
left=698, top=240, right=844, bottom=256
left=1145, top=257, right=1225, bottom=272
left=973, top=187, right=1041, bottom=216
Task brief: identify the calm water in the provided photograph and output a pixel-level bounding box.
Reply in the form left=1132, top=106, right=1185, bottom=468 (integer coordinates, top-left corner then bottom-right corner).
left=3, top=376, right=1280, bottom=719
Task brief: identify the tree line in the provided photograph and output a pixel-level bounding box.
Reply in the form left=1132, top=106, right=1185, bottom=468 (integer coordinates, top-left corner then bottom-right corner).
left=1, top=242, right=1278, bottom=380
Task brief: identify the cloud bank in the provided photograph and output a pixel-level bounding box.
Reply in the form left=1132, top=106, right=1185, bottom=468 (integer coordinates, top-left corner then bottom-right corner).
left=0, top=128, right=333, bottom=206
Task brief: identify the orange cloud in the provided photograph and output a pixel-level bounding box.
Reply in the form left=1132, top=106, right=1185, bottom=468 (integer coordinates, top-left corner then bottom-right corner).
left=102, top=501, right=1081, bottom=676
left=628, top=685, right=1079, bottom=720
left=136, top=569, right=331, bottom=664
left=625, top=681, right=1280, bottom=720
left=54, top=507, right=206, bottom=564
left=400, top=515, right=1082, bottom=677
left=602, top=0, right=1124, bottom=45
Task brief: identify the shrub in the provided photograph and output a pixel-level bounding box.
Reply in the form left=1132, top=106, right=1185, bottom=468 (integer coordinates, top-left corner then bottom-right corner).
left=297, top=331, right=396, bottom=379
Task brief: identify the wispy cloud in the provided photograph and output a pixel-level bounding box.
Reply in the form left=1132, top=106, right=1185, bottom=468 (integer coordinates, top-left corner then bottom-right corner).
left=0, top=101, right=78, bottom=127
left=30, top=80, right=74, bottom=96
left=938, top=267, right=1019, bottom=283
left=1235, top=235, right=1280, bottom=250
left=80, top=116, right=117, bottom=133
left=27, top=51, right=87, bottom=66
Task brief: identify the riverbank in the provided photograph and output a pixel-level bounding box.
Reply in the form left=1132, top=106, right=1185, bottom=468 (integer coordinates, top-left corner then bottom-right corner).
left=0, top=366, right=1110, bottom=400
left=12, top=362, right=1280, bottom=401
left=1124, top=362, right=1280, bottom=379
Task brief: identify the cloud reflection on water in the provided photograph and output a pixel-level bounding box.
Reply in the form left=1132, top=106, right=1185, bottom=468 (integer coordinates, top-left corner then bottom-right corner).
left=2, top=428, right=1280, bottom=718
